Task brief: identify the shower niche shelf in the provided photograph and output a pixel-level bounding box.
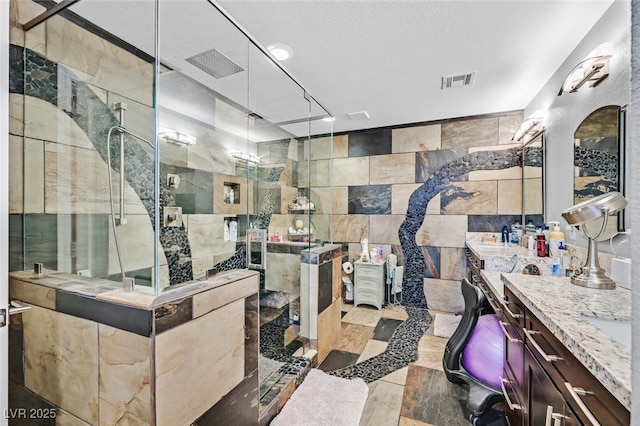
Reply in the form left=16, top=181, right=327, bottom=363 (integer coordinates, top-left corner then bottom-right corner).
left=287, top=196, right=315, bottom=242
left=223, top=182, right=240, bottom=205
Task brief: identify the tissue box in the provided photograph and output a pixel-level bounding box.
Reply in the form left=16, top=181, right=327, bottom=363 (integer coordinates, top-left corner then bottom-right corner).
left=611, top=257, right=631, bottom=290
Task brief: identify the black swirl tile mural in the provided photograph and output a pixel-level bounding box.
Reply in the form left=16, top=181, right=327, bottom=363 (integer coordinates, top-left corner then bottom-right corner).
left=11, top=44, right=195, bottom=284
left=415, top=149, right=468, bottom=183
left=400, top=148, right=522, bottom=308
left=328, top=307, right=431, bottom=382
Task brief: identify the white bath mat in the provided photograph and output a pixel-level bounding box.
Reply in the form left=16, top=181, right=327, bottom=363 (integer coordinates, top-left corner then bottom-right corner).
left=433, top=314, right=462, bottom=338
left=271, top=368, right=369, bottom=426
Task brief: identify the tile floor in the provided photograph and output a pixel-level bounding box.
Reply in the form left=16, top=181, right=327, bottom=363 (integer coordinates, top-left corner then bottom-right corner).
left=317, top=301, right=505, bottom=426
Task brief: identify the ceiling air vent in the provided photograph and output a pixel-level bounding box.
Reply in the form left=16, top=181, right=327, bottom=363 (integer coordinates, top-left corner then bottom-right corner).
left=186, top=48, right=244, bottom=79
left=441, top=72, right=476, bottom=89
left=347, top=110, right=370, bottom=120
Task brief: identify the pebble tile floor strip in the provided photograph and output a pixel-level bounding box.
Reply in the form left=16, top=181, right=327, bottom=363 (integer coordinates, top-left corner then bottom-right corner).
left=315, top=301, right=506, bottom=426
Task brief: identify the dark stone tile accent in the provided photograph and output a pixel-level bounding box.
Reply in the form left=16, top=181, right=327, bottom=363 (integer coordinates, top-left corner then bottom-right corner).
left=154, top=297, right=193, bottom=334
left=348, top=185, right=391, bottom=214
left=524, top=214, right=544, bottom=230
left=420, top=246, right=440, bottom=279
left=9, top=315, right=24, bottom=386
left=318, top=350, right=360, bottom=372
left=400, top=365, right=507, bottom=425
left=416, top=149, right=468, bottom=183
left=9, top=214, right=23, bottom=272
left=400, top=365, right=468, bottom=424
left=468, top=215, right=522, bottom=233
left=317, top=261, right=333, bottom=314
left=318, top=247, right=340, bottom=264
left=245, top=294, right=260, bottom=376
left=162, top=165, right=214, bottom=214
left=8, top=382, right=56, bottom=426
left=329, top=307, right=431, bottom=383
left=56, top=291, right=152, bottom=337
left=195, top=370, right=259, bottom=426
left=372, top=318, right=404, bottom=342
left=23, top=214, right=58, bottom=272
left=9, top=45, right=24, bottom=95
left=23, top=213, right=110, bottom=277
left=266, top=243, right=307, bottom=255
left=348, top=129, right=392, bottom=157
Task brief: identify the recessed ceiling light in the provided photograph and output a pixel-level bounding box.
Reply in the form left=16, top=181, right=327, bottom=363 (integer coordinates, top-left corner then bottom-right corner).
left=267, top=43, right=293, bottom=61
left=322, top=117, right=335, bottom=122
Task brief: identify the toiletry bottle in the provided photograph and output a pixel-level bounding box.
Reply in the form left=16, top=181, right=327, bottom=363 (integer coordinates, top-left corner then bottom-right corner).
left=542, top=225, right=550, bottom=256
left=527, top=235, right=535, bottom=251
left=549, top=221, right=565, bottom=258
left=552, top=257, right=561, bottom=277
left=501, top=225, right=509, bottom=243
left=229, top=220, right=238, bottom=242
left=536, top=234, right=546, bottom=257
left=224, top=220, right=230, bottom=242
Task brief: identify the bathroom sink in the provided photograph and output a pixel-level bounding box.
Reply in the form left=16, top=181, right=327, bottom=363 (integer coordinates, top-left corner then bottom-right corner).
left=580, top=313, right=631, bottom=351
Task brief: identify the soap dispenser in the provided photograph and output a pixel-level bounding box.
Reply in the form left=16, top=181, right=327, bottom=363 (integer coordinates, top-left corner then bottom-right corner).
left=549, top=221, right=565, bottom=257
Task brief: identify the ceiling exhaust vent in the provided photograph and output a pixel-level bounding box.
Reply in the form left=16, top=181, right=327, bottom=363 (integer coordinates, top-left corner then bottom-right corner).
left=347, top=110, right=370, bottom=120
left=441, top=72, right=476, bottom=89
left=186, top=48, right=244, bottom=79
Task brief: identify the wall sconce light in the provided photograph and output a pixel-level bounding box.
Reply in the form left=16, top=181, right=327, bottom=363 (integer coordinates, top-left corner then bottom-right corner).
left=558, top=55, right=611, bottom=96
left=159, top=130, right=197, bottom=146
left=561, top=191, right=627, bottom=289
left=230, top=151, right=262, bottom=166
left=512, top=116, right=543, bottom=143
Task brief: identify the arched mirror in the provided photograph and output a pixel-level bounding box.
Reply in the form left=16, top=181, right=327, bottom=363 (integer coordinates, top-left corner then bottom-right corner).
left=573, top=105, right=626, bottom=238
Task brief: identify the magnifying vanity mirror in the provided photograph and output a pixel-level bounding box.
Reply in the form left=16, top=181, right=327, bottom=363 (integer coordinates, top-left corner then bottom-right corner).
left=573, top=105, right=626, bottom=239
left=522, top=132, right=545, bottom=231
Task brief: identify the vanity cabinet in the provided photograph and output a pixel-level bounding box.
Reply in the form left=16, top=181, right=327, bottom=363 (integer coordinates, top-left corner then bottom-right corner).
left=504, top=289, right=630, bottom=426
left=354, top=260, right=385, bottom=310
left=500, top=286, right=526, bottom=426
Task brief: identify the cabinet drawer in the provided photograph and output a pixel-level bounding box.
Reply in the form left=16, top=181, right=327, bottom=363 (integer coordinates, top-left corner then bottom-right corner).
left=355, top=265, right=383, bottom=280
left=526, top=313, right=630, bottom=426
left=500, top=371, right=524, bottom=426
left=503, top=286, right=525, bottom=331
left=356, top=277, right=381, bottom=291
left=500, top=317, right=525, bottom=402
left=355, top=288, right=381, bottom=309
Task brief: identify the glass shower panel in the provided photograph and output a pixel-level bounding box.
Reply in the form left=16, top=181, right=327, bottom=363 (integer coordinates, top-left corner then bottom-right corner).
left=156, top=0, right=251, bottom=291
left=20, top=2, right=157, bottom=291
left=246, top=42, right=313, bottom=401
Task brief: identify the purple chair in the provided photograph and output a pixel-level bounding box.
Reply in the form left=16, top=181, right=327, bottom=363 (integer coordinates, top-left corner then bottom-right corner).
left=442, top=278, right=504, bottom=424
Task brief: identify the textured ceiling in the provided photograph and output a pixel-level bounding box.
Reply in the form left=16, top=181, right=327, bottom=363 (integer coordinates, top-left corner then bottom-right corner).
left=217, top=0, right=616, bottom=133
left=60, top=0, right=616, bottom=137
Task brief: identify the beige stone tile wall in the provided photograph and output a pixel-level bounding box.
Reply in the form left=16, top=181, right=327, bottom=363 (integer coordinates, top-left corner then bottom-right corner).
left=23, top=307, right=100, bottom=424
left=155, top=299, right=246, bottom=425
left=98, top=325, right=152, bottom=425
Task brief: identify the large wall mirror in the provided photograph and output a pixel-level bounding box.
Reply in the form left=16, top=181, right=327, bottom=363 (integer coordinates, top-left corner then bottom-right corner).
left=573, top=105, right=626, bottom=238
left=522, top=133, right=545, bottom=231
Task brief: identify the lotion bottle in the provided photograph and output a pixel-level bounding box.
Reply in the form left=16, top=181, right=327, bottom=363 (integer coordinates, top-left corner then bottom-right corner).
left=549, top=221, right=565, bottom=257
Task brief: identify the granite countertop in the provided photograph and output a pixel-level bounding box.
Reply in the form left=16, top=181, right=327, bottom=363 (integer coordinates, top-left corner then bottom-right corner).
left=491, top=272, right=631, bottom=410
left=9, top=268, right=258, bottom=309
left=466, top=238, right=554, bottom=275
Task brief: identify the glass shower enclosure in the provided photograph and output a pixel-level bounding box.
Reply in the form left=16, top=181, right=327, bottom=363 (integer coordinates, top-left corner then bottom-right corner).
left=16, top=0, right=333, bottom=409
